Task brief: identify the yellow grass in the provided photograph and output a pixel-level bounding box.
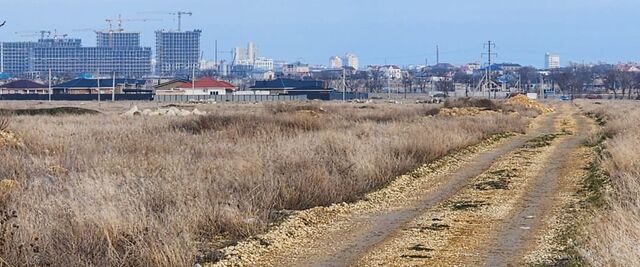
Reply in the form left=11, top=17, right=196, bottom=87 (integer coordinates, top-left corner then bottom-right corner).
left=579, top=100, right=640, bottom=266
left=0, top=101, right=529, bottom=266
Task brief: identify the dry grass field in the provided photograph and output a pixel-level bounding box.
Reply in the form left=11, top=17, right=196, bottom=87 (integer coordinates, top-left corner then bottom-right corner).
left=578, top=101, right=640, bottom=266
left=0, top=100, right=533, bottom=266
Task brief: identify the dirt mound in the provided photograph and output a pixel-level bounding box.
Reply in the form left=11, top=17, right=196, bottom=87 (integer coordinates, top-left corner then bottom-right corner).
left=123, top=106, right=207, bottom=117
left=439, top=107, right=493, bottom=117
left=506, top=95, right=553, bottom=113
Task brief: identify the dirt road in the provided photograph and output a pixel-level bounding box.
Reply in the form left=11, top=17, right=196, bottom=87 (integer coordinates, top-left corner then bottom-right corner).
left=213, top=103, right=596, bottom=267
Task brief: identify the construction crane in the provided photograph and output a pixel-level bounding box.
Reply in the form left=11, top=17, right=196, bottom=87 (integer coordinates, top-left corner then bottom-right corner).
left=105, top=14, right=162, bottom=32
left=14, top=30, right=52, bottom=39
left=138, top=11, right=193, bottom=31
left=49, top=30, right=68, bottom=40
left=170, top=11, right=192, bottom=31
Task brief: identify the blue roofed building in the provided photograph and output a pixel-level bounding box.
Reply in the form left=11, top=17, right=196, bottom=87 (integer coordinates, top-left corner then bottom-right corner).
left=0, top=80, right=48, bottom=94
left=53, top=78, right=147, bottom=94
left=251, top=78, right=366, bottom=100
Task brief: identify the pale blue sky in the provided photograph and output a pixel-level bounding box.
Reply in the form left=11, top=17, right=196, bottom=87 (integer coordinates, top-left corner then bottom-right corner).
left=1, top=0, right=638, bottom=67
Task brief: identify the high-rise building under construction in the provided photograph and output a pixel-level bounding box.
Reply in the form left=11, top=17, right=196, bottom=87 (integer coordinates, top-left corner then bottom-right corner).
left=1, top=32, right=152, bottom=78
left=155, top=30, right=201, bottom=77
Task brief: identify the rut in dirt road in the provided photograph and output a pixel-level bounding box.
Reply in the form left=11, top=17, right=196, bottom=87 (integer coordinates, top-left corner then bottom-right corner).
left=482, top=107, right=592, bottom=266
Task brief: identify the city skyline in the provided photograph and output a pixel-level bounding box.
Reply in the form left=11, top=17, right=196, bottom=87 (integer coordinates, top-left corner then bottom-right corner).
left=1, top=0, right=640, bottom=67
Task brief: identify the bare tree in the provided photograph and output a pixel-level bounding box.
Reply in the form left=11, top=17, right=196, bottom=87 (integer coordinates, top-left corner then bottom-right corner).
left=550, top=66, right=594, bottom=97
left=367, top=68, right=384, bottom=93
left=516, top=66, right=538, bottom=91
left=435, top=79, right=454, bottom=97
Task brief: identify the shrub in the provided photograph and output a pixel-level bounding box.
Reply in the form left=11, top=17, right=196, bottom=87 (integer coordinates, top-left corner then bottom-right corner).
left=0, top=116, right=8, bottom=131
left=444, top=97, right=499, bottom=111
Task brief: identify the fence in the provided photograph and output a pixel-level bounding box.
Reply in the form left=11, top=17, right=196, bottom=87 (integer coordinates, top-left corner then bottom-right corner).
left=0, top=94, right=153, bottom=101
left=154, top=94, right=308, bottom=103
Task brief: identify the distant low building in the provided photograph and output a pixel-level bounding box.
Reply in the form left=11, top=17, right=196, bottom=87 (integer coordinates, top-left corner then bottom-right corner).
left=156, top=77, right=236, bottom=96
left=53, top=78, right=147, bottom=94
left=251, top=78, right=328, bottom=95
left=616, top=63, right=640, bottom=73
left=251, top=78, right=366, bottom=101
left=382, top=65, right=403, bottom=79
left=0, top=80, right=48, bottom=94
left=251, top=70, right=276, bottom=81
left=461, top=63, right=481, bottom=74
left=496, top=63, right=522, bottom=72
left=153, top=79, right=189, bottom=91
left=282, top=62, right=310, bottom=78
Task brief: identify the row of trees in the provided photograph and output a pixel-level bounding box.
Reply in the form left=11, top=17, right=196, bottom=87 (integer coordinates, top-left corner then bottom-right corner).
left=550, top=65, right=640, bottom=99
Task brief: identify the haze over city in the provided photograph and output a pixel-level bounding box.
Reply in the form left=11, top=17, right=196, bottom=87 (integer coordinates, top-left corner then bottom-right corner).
left=2, top=0, right=640, bottom=67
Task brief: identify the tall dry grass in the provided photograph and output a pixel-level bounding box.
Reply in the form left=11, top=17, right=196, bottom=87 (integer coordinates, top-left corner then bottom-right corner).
left=579, top=101, right=640, bottom=266
left=0, top=116, right=8, bottom=132
left=0, top=102, right=529, bottom=266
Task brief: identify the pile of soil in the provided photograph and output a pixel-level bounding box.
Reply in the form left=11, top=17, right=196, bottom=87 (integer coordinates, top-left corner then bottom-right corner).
left=506, top=95, right=554, bottom=113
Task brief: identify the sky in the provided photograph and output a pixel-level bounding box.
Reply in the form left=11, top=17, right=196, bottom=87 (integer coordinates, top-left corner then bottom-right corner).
left=1, top=0, right=639, bottom=68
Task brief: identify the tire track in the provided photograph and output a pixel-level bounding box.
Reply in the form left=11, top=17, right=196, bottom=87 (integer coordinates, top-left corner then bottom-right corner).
left=482, top=105, right=591, bottom=266
left=350, top=104, right=589, bottom=267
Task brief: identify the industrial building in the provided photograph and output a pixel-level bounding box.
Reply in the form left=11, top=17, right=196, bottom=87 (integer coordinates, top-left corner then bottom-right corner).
left=155, top=30, right=202, bottom=77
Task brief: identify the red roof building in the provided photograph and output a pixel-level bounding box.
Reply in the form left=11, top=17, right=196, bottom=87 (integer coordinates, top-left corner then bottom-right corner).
left=179, top=77, right=236, bottom=89
left=156, top=77, right=237, bottom=96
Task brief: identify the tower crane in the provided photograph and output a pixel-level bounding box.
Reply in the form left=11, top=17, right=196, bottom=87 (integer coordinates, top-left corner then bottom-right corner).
left=170, top=11, right=192, bottom=31
left=105, top=14, right=162, bottom=32
left=102, top=14, right=162, bottom=47
left=137, top=11, right=193, bottom=31
left=14, top=30, right=52, bottom=39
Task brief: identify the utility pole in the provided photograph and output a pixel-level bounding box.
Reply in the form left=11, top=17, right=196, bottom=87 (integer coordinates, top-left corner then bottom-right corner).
left=112, top=71, right=116, bottom=102
left=481, top=41, right=497, bottom=98
left=1, top=43, right=3, bottom=73
left=97, top=70, right=101, bottom=102
left=48, top=69, right=52, bottom=102
left=342, top=68, right=346, bottom=102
